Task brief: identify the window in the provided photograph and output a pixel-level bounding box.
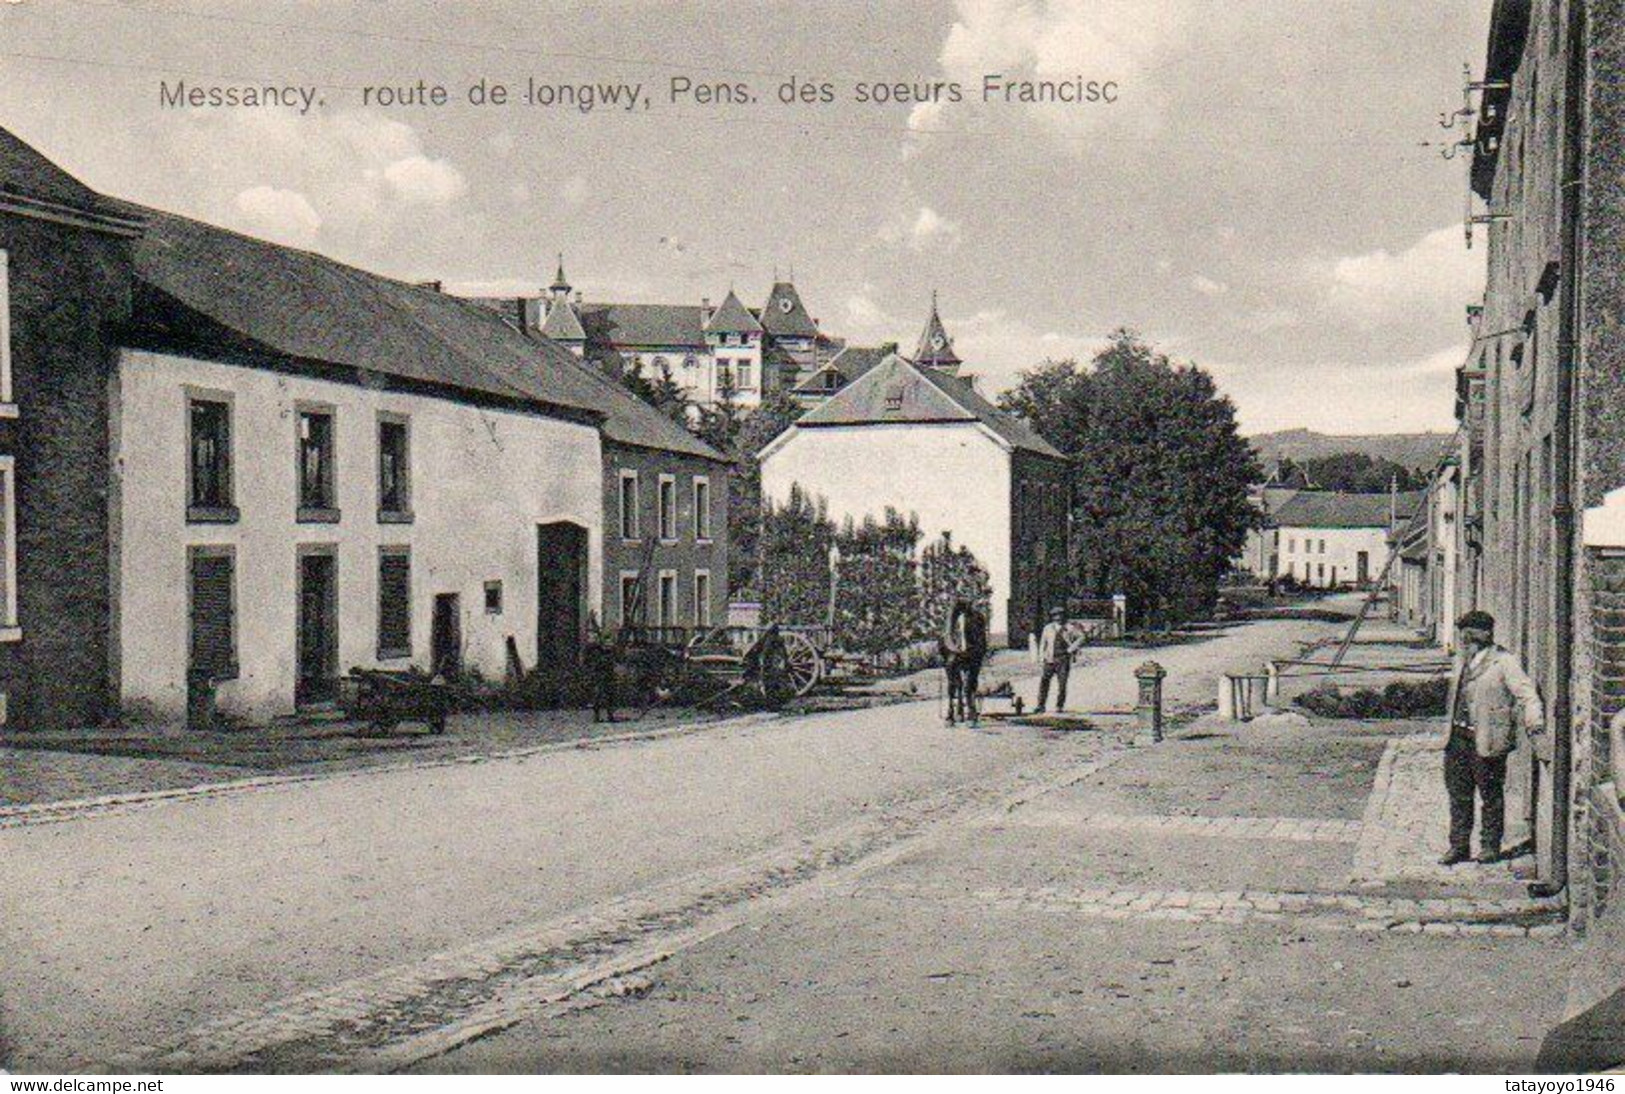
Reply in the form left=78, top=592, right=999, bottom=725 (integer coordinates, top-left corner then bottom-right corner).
left=658, top=474, right=677, bottom=541
left=619, top=471, right=639, bottom=540
left=1319, top=539, right=1327, bottom=554
left=619, top=571, right=642, bottom=627
left=377, top=547, right=411, bottom=658
left=1317, top=563, right=1326, bottom=581
left=737, top=362, right=755, bottom=390
left=693, top=570, right=712, bottom=628
left=378, top=414, right=411, bottom=521
left=694, top=477, right=712, bottom=541
left=484, top=579, right=503, bottom=615
left=0, top=457, right=17, bottom=639
left=0, top=249, right=12, bottom=411
left=1287, top=538, right=1295, bottom=554
left=187, top=394, right=236, bottom=521
left=651, top=355, right=669, bottom=374
left=297, top=407, right=338, bottom=520
left=657, top=570, right=677, bottom=626
left=188, top=545, right=238, bottom=680
left=683, top=355, right=698, bottom=370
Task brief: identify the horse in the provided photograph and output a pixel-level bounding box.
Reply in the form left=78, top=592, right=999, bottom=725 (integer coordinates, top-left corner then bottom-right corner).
left=940, top=601, right=989, bottom=725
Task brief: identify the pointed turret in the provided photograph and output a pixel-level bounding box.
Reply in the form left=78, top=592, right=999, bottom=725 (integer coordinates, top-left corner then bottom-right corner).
left=761, top=280, right=818, bottom=340
left=549, top=253, right=571, bottom=298
left=541, top=292, right=586, bottom=353
left=703, top=288, right=763, bottom=336
left=913, top=291, right=962, bottom=375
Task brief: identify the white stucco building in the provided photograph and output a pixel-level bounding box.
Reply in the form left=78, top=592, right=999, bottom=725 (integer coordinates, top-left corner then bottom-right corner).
left=759, top=347, right=1069, bottom=645
left=1270, top=490, right=1420, bottom=589
left=108, top=205, right=631, bottom=723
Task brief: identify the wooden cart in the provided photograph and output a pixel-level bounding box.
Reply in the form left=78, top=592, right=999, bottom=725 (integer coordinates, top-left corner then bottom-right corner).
left=339, top=667, right=454, bottom=736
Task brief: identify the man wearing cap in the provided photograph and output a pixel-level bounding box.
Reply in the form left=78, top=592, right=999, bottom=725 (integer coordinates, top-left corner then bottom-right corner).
left=1034, top=607, right=1075, bottom=714
left=1440, top=610, right=1546, bottom=866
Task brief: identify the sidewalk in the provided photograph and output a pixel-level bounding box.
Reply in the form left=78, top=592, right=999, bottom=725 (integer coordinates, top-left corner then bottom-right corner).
left=425, top=619, right=1573, bottom=1073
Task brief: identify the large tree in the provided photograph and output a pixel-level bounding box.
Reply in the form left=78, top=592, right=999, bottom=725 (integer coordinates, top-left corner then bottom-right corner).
left=1000, top=329, right=1261, bottom=626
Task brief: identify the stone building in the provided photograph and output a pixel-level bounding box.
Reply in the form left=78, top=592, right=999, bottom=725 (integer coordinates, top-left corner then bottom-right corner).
left=0, top=126, right=728, bottom=727
left=1449, top=0, right=1625, bottom=1047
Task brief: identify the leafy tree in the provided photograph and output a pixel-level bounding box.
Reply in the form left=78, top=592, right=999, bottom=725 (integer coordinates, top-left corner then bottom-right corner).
left=999, top=328, right=1261, bottom=627
left=724, top=390, right=806, bottom=596
left=918, top=531, right=993, bottom=638
left=832, top=509, right=922, bottom=655
left=758, top=484, right=835, bottom=627
left=590, top=349, right=693, bottom=424
left=1301, top=452, right=1422, bottom=493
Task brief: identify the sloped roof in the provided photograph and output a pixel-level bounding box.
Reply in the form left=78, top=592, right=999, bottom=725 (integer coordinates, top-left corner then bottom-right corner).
left=579, top=303, right=707, bottom=349
left=704, top=289, right=763, bottom=335
left=761, top=281, right=819, bottom=339
left=795, top=353, right=1063, bottom=458
left=0, top=126, right=118, bottom=215
left=118, top=200, right=622, bottom=421
left=1272, top=490, right=1424, bottom=530
left=794, top=344, right=888, bottom=393
left=541, top=294, right=586, bottom=341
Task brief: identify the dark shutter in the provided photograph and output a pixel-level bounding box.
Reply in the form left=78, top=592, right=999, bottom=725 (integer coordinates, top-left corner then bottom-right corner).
left=190, top=552, right=236, bottom=679
left=378, top=551, right=411, bottom=656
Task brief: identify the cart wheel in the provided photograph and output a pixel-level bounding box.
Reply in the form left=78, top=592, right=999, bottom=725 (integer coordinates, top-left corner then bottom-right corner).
left=782, top=632, right=822, bottom=697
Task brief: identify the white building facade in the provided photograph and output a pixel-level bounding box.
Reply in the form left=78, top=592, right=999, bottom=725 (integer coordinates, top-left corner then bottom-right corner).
left=112, top=350, right=603, bottom=723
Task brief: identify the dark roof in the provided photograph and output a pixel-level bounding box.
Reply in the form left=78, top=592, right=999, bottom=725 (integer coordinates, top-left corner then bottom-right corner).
left=545, top=345, right=727, bottom=463
left=760, top=281, right=819, bottom=339
left=579, top=303, right=707, bottom=349
left=795, top=353, right=1063, bottom=458
left=0, top=127, right=117, bottom=215
left=118, top=200, right=626, bottom=421
left=912, top=298, right=961, bottom=369
left=1272, top=490, right=1424, bottom=530
left=794, top=345, right=888, bottom=392
left=704, top=289, right=763, bottom=335
left=541, top=295, right=586, bottom=341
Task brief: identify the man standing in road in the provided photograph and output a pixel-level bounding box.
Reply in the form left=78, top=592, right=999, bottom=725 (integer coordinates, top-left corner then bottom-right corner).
left=1034, top=607, right=1075, bottom=714
left=1440, top=610, right=1546, bottom=866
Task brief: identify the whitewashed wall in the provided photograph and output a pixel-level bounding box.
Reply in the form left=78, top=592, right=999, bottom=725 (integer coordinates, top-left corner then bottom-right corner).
left=112, top=349, right=603, bottom=722
left=1275, top=525, right=1390, bottom=588
left=761, top=422, right=1012, bottom=635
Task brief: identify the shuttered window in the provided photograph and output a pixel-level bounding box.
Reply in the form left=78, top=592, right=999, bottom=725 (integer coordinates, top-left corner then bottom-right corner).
left=189, top=548, right=238, bottom=680
left=188, top=397, right=234, bottom=516
left=378, top=548, right=411, bottom=658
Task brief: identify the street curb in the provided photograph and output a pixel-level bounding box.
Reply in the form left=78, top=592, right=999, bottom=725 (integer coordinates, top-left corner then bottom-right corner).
left=0, top=710, right=784, bottom=829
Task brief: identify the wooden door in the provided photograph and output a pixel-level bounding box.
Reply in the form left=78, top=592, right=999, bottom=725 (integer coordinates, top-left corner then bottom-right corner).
left=536, top=521, right=587, bottom=670
left=296, top=551, right=338, bottom=705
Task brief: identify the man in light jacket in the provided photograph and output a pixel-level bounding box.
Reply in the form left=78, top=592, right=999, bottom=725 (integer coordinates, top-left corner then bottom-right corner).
left=1440, top=610, right=1546, bottom=866
left=1034, top=607, right=1075, bottom=713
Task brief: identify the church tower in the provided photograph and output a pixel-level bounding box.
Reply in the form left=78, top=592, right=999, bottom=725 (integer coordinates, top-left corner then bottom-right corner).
left=540, top=253, right=586, bottom=355
left=912, top=291, right=962, bottom=376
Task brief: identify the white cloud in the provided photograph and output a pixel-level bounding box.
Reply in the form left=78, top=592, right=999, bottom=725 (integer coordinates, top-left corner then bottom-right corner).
left=1322, top=224, right=1483, bottom=324
left=381, top=154, right=467, bottom=205
left=232, top=185, right=320, bottom=247
left=908, top=0, right=1192, bottom=155
left=1191, top=274, right=1228, bottom=297
left=878, top=206, right=964, bottom=252
left=168, top=109, right=469, bottom=245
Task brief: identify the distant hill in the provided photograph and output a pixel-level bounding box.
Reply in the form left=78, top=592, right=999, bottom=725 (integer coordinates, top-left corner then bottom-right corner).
left=1248, top=429, right=1452, bottom=473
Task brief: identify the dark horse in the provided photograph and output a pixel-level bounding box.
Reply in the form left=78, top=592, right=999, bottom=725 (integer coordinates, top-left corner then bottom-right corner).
left=940, top=600, right=990, bottom=725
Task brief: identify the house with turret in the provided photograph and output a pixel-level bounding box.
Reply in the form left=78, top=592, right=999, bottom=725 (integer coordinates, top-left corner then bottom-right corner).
left=760, top=298, right=1069, bottom=646
left=470, top=264, right=838, bottom=410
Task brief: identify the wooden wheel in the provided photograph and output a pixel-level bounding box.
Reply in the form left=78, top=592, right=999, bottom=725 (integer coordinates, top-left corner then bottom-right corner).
left=782, top=631, right=822, bottom=697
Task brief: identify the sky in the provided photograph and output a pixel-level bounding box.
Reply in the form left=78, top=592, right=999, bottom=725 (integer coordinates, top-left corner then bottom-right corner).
left=0, top=0, right=1490, bottom=434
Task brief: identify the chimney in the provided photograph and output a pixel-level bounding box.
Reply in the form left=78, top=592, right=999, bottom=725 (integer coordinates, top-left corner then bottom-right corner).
left=574, top=290, right=583, bottom=305
left=416, top=279, right=443, bottom=292
left=700, top=296, right=713, bottom=324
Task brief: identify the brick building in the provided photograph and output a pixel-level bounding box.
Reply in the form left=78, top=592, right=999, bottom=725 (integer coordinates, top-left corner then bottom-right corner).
left=1450, top=0, right=1625, bottom=1046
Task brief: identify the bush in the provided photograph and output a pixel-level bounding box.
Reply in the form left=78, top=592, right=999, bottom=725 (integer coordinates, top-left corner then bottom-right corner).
left=1294, top=675, right=1448, bottom=719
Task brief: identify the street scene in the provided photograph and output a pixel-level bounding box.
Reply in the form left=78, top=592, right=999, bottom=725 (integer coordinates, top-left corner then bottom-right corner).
left=1, top=0, right=1623, bottom=1079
